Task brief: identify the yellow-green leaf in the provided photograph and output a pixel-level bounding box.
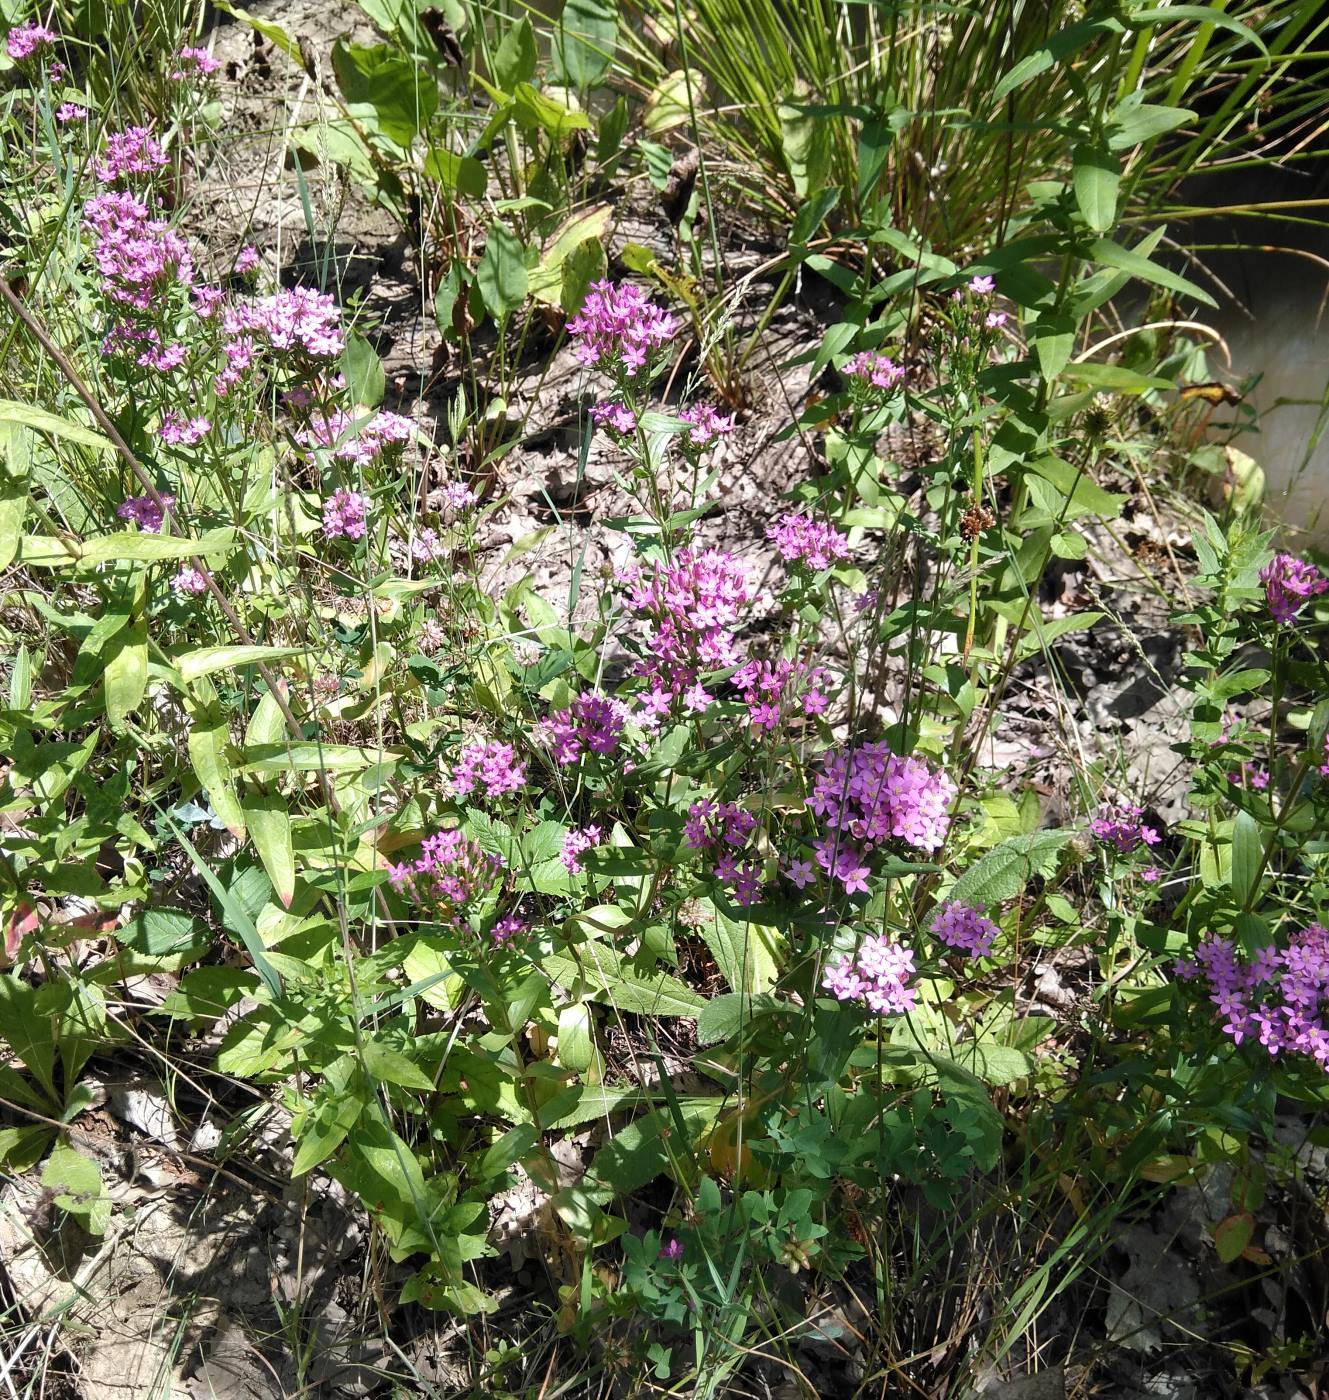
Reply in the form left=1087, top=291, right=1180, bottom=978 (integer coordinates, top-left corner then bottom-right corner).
left=244, top=790, right=296, bottom=908
left=180, top=645, right=302, bottom=683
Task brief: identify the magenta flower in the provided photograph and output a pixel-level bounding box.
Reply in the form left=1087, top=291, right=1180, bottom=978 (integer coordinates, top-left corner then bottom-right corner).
left=170, top=45, right=220, bottom=80
left=56, top=102, right=87, bottom=124
left=1260, top=552, right=1328, bottom=625
left=767, top=512, right=850, bottom=570
left=234, top=244, right=260, bottom=275
left=490, top=912, right=526, bottom=946
left=172, top=566, right=208, bottom=595
left=930, top=900, right=998, bottom=958
left=84, top=191, right=194, bottom=312
left=96, top=125, right=169, bottom=183
left=567, top=280, right=679, bottom=378
left=159, top=412, right=210, bottom=447
left=547, top=694, right=628, bottom=766
left=1179, top=924, right=1329, bottom=1071
left=823, top=936, right=916, bottom=1015
left=1090, top=802, right=1161, bottom=855
left=322, top=488, right=367, bottom=541
left=6, top=21, right=57, bottom=61
left=451, top=739, right=527, bottom=801
left=590, top=399, right=637, bottom=436
left=117, top=494, right=173, bottom=532
left=659, top=1237, right=684, bottom=1262
left=844, top=351, right=906, bottom=393
left=678, top=403, right=734, bottom=446
left=561, top=824, right=604, bottom=874
left=388, top=829, right=504, bottom=928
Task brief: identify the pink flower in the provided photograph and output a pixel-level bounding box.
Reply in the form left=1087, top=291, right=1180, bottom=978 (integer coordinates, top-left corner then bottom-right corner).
left=441, top=480, right=477, bottom=513
left=117, top=494, right=173, bottom=532
left=322, top=488, right=367, bottom=541
left=451, top=739, right=527, bottom=801
left=234, top=244, right=260, bottom=274
left=1260, top=552, right=1328, bottom=625
left=785, top=858, right=815, bottom=889
left=1091, top=802, right=1161, bottom=855
left=843, top=350, right=905, bottom=393
left=172, top=566, right=208, bottom=595
left=388, top=829, right=504, bottom=928
left=823, top=936, right=916, bottom=1015
left=56, top=102, right=86, bottom=124
left=170, top=45, right=220, bottom=80
left=985, top=311, right=1008, bottom=330
left=968, top=274, right=995, bottom=295
left=6, top=21, right=57, bottom=61
left=567, top=280, right=679, bottom=378
left=590, top=399, right=637, bottom=435
left=159, top=412, right=210, bottom=447
left=767, top=511, right=850, bottom=570
left=678, top=403, right=734, bottom=446
left=561, top=824, right=604, bottom=874
left=96, top=125, right=169, bottom=183
left=547, top=694, right=628, bottom=765
left=930, top=900, right=998, bottom=958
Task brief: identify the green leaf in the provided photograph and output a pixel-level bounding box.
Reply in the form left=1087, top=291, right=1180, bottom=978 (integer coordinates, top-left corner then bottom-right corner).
left=1088, top=236, right=1216, bottom=308
left=1125, top=7, right=1267, bottom=56
left=422, top=145, right=487, bottom=197
left=552, top=0, right=617, bottom=87
left=556, top=1002, right=594, bottom=1073
left=696, top=899, right=779, bottom=996
left=104, top=613, right=147, bottom=730
left=476, top=222, right=529, bottom=321
left=331, top=40, right=438, bottom=146
left=1072, top=144, right=1119, bottom=233
left=165, top=821, right=282, bottom=998
left=779, top=82, right=831, bottom=199
left=341, top=332, right=385, bottom=408
left=1013, top=610, right=1105, bottom=661
left=187, top=681, right=246, bottom=838
left=42, top=1141, right=111, bottom=1235
left=991, top=17, right=1120, bottom=103
left=952, top=831, right=1072, bottom=907
left=511, top=82, right=590, bottom=139
left=0, top=975, right=59, bottom=1105
left=590, top=1100, right=719, bottom=1194
left=493, top=14, right=536, bottom=89
left=178, top=645, right=302, bottom=683
left=1107, top=101, right=1194, bottom=150
left=528, top=205, right=611, bottom=308
left=696, top=992, right=782, bottom=1045
left=0, top=400, right=114, bottom=453
left=1231, top=811, right=1263, bottom=906
left=19, top=529, right=234, bottom=568
left=362, top=1040, right=436, bottom=1092
left=158, top=967, right=261, bottom=1025
left=544, top=946, right=705, bottom=1018
left=238, top=742, right=402, bottom=775
left=1213, top=1212, right=1255, bottom=1264
left=121, top=907, right=208, bottom=960
left=243, top=790, right=296, bottom=908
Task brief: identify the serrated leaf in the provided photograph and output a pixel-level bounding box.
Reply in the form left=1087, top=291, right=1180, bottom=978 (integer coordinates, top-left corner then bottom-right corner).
left=952, top=831, right=1072, bottom=906
left=42, top=1141, right=111, bottom=1235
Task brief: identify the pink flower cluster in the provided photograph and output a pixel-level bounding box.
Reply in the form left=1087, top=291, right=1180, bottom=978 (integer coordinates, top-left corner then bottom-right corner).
left=766, top=512, right=850, bottom=570
left=1177, top=925, right=1329, bottom=1069
left=561, top=824, right=604, bottom=874
left=300, top=409, right=414, bottom=466
left=160, top=411, right=210, bottom=446
left=117, top=494, right=173, bottom=532
left=217, top=287, right=344, bottom=395
left=844, top=351, right=905, bottom=392
left=1260, top=552, right=1328, bottom=625
left=678, top=404, right=734, bottom=446
left=489, top=912, right=526, bottom=946
left=6, top=20, right=56, bottom=60
left=452, top=739, right=527, bottom=801
left=807, top=743, right=957, bottom=895
left=172, top=566, right=207, bottom=595
left=84, top=191, right=194, bottom=313
left=590, top=400, right=637, bottom=436
left=322, top=488, right=367, bottom=541
left=96, top=126, right=169, bottom=184
left=1322, top=731, right=1329, bottom=779
left=620, top=549, right=752, bottom=713
left=547, top=694, right=628, bottom=765
left=171, top=45, right=219, bottom=79
left=930, top=900, right=998, bottom=958
left=823, top=936, right=917, bottom=1015
left=567, top=280, right=679, bottom=377
left=684, top=799, right=762, bottom=906
left=57, top=102, right=87, bottom=124
left=1090, top=802, right=1161, bottom=855
left=387, top=829, right=503, bottom=926
left=731, top=656, right=828, bottom=731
